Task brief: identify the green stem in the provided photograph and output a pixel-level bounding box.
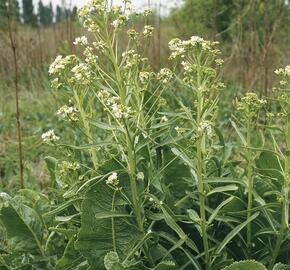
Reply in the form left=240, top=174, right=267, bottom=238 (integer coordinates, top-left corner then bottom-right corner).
left=196, top=91, right=211, bottom=270
left=269, top=115, right=290, bottom=269
left=125, top=130, right=143, bottom=230
left=111, top=189, right=117, bottom=252
left=74, top=91, right=98, bottom=169
left=103, top=25, right=154, bottom=266
left=246, top=119, right=253, bottom=255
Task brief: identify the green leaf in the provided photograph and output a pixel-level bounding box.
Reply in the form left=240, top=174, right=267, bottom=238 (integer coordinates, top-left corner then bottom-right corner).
left=256, top=151, right=283, bottom=181
left=44, top=156, right=57, bottom=183
left=55, top=235, right=83, bottom=269
left=207, top=185, right=238, bottom=196
left=154, top=261, right=176, bottom=270
left=89, top=119, right=123, bottom=131
left=171, top=148, right=194, bottom=170
left=216, top=212, right=259, bottom=254
left=104, top=252, right=123, bottom=270
left=0, top=193, right=44, bottom=255
left=208, top=196, right=234, bottom=225
left=230, top=120, right=246, bottom=146
left=221, top=260, right=266, bottom=270
left=75, top=182, right=142, bottom=269
left=272, top=263, right=290, bottom=270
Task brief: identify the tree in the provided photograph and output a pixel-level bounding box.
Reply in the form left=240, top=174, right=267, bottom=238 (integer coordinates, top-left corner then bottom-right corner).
left=38, top=0, right=53, bottom=26
left=71, top=6, right=78, bottom=21
left=0, top=0, right=20, bottom=23
left=55, top=4, right=63, bottom=23
left=22, top=0, right=36, bottom=25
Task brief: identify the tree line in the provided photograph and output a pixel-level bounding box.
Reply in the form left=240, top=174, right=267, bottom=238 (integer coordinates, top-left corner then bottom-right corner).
left=0, top=0, right=78, bottom=26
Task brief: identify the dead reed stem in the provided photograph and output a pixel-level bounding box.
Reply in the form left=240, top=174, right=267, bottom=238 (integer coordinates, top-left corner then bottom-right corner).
left=7, top=0, right=24, bottom=189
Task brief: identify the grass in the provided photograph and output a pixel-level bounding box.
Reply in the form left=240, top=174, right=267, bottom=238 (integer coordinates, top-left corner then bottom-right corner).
left=0, top=68, right=56, bottom=190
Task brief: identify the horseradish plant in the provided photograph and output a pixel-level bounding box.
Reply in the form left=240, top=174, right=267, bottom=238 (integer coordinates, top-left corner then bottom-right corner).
left=0, top=0, right=290, bottom=269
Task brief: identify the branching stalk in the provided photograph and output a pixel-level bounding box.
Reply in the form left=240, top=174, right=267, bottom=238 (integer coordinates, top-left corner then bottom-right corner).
left=196, top=90, right=211, bottom=270
left=269, top=114, right=290, bottom=269
left=246, top=119, right=254, bottom=254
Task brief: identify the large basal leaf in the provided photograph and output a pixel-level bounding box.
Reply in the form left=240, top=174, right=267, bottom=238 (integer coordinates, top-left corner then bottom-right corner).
left=104, top=252, right=176, bottom=270
left=0, top=193, right=44, bottom=254
left=75, top=182, right=142, bottom=270
left=256, top=151, right=283, bottom=182
left=55, top=235, right=83, bottom=270
left=221, top=260, right=266, bottom=270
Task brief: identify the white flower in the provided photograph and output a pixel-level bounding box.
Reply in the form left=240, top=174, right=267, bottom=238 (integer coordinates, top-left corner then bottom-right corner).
left=72, top=63, right=92, bottom=83
left=181, top=61, right=192, bottom=72
left=143, top=25, right=154, bottom=37
left=215, top=58, right=224, bottom=66
left=275, top=66, right=290, bottom=78
left=73, top=36, right=88, bottom=46
left=84, top=47, right=98, bottom=64
left=175, top=126, right=185, bottom=134
left=59, top=161, right=80, bottom=175
left=56, top=105, right=78, bottom=121
left=198, top=121, right=212, bottom=137
left=49, top=55, right=77, bottom=75
left=139, top=71, right=154, bottom=84
left=112, top=15, right=128, bottom=29
left=106, top=172, right=119, bottom=186
left=137, top=172, right=144, bottom=181
left=41, top=129, right=60, bottom=142
left=49, top=55, right=65, bottom=75
left=93, top=41, right=106, bottom=52
left=157, top=68, right=173, bottom=84
left=190, top=35, right=204, bottom=44
left=161, top=116, right=168, bottom=123
left=143, top=8, right=153, bottom=17
left=111, top=103, right=132, bottom=119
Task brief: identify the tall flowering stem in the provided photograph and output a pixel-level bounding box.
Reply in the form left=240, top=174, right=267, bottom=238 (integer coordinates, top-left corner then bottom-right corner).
left=235, top=93, right=266, bottom=255
left=169, top=36, right=224, bottom=270
left=269, top=66, right=290, bottom=269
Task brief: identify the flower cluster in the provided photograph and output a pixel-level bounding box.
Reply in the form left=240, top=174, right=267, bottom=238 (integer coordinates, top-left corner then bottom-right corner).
left=122, top=50, right=142, bottom=69
left=157, top=68, right=173, bottom=84
left=51, top=78, right=62, bottom=89
left=127, top=29, right=139, bottom=40
left=106, top=172, right=119, bottom=186
left=73, top=36, right=88, bottom=46
left=78, top=0, right=105, bottom=32
left=160, top=116, right=168, bottom=123
left=58, top=161, right=80, bottom=177
left=41, top=129, right=60, bottom=143
left=168, top=36, right=220, bottom=60
left=139, top=71, right=155, bottom=85
left=275, top=66, right=290, bottom=78
left=143, top=25, right=154, bottom=37
left=71, top=63, right=92, bottom=84
left=93, top=41, right=106, bottom=53
left=198, top=121, right=213, bottom=137
left=56, top=105, right=78, bottom=121
left=97, top=90, right=132, bottom=119
left=112, top=15, right=129, bottom=29
left=84, top=47, right=98, bottom=65
left=175, top=126, right=186, bottom=135
left=275, top=66, right=290, bottom=87
left=49, top=55, right=77, bottom=75
left=143, top=8, right=153, bottom=17
left=235, top=92, right=267, bottom=122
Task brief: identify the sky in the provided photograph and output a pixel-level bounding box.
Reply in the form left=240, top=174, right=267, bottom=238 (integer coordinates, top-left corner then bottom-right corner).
left=33, top=0, right=181, bottom=13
